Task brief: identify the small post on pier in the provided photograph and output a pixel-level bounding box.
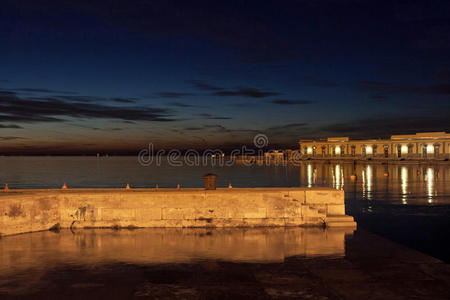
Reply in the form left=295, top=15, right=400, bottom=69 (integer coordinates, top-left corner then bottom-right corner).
left=61, top=183, right=68, bottom=190
left=4, top=184, right=9, bottom=191
left=125, top=183, right=131, bottom=190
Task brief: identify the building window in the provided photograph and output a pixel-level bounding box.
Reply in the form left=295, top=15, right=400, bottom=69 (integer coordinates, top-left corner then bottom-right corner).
left=351, top=145, right=355, bottom=156
left=434, top=144, right=440, bottom=157
left=361, top=145, right=366, bottom=157
left=321, top=146, right=326, bottom=157
left=384, top=145, right=389, bottom=158
left=373, top=145, right=377, bottom=156
left=407, top=144, right=413, bottom=154
left=397, top=145, right=402, bottom=158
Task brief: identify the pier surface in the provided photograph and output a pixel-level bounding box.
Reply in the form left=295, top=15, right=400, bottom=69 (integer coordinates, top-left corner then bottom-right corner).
left=0, top=187, right=355, bottom=236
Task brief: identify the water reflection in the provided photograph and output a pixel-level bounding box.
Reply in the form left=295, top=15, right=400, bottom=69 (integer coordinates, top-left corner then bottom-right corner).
left=299, top=162, right=449, bottom=206
left=333, top=164, right=344, bottom=190
left=426, top=167, right=434, bottom=203
left=0, top=228, right=353, bottom=293
left=401, top=167, right=408, bottom=204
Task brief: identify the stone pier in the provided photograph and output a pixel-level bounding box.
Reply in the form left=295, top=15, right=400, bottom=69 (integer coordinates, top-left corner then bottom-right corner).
left=0, top=187, right=356, bottom=237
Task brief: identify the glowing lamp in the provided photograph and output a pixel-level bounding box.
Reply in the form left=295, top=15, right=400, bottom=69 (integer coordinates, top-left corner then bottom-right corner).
left=427, top=145, right=434, bottom=153
left=401, top=145, right=408, bottom=154
left=366, top=146, right=373, bottom=154
left=307, top=147, right=313, bottom=154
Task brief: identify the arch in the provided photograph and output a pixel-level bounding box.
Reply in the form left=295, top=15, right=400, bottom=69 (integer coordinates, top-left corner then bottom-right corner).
left=383, top=144, right=389, bottom=158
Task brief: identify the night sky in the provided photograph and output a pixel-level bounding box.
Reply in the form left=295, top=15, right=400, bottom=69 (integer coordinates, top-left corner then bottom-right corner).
left=1, top=0, right=450, bottom=154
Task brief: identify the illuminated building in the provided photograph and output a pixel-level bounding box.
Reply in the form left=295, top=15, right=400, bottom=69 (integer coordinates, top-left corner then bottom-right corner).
left=299, top=132, right=450, bottom=160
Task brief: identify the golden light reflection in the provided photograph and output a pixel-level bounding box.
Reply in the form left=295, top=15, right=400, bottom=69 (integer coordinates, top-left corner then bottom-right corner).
left=401, top=167, right=408, bottom=204
left=426, top=167, right=434, bottom=203
left=333, top=164, right=343, bottom=190
left=366, top=165, right=372, bottom=200
left=427, top=145, right=434, bottom=153
left=307, top=163, right=312, bottom=187
left=366, top=146, right=373, bottom=155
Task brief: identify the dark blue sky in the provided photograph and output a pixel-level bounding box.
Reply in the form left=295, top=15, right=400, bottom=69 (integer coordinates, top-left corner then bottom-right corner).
left=1, top=0, right=450, bottom=153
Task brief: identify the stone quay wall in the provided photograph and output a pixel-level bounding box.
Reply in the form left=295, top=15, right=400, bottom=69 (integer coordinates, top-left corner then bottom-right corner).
left=0, top=187, right=355, bottom=237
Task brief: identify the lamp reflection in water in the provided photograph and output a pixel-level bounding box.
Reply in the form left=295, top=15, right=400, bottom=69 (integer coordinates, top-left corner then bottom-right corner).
left=307, top=163, right=312, bottom=187
left=366, top=165, right=372, bottom=200
left=401, top=167, right=408, bottom=204
left=361, top=165, right=372, bottom=200
left=426, top=167, right=434, bottom=203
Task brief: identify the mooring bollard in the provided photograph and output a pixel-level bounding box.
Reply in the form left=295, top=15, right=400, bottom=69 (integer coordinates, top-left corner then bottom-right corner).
left=155, top=184, right=159, bottom=190
left=203, top=173, right=218, bottom=190
left=61, top=183, right=68, bottom=190
left=125, top=183, right=131, bottom=190
left=4, top=183, right=9, bottom=191
left=177, top=184, right=181, bottom=190
left=228, top=183, right=232, bottom=189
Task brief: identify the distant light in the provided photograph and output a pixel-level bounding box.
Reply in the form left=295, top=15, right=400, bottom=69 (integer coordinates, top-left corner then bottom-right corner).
left=307, top=147, right=313, bottom=154
left=401, top=145, right=408, bottom=154
left=335, top=147, right=341, bottom=154
left=366, top=146, right=373, bottom=154
left=427, top=145, right=434, bottom=153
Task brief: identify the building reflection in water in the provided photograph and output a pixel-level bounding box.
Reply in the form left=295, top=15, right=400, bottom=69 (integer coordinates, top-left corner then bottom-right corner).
left=299, top=162, right=449, bottom=206
left=426, top=167, right=434, bottom=203
left=401, top=166, right=408, bottom=204
left=333, top=164, right=344, bottom=190
left=307, top=163, right=312, bottom=187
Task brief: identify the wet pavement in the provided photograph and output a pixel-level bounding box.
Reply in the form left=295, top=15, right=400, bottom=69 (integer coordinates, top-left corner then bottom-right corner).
left=0, top=228, right=449, bottom=299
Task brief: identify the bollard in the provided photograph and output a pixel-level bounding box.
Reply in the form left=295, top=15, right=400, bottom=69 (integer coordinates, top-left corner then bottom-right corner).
left=350, top=175, right=357, bottom=181
left=155, top=184, right=159, bottom=190
left=61, top=183, right=68, bottom=190
left=125, top=183, right=131, bottom=190
left=4, top=183, right=9, bottom=191
left=384, top=172, right=389, bottom=177
left=177, top=184, right=181, bottom=190
left=228, top=183, right=232, bottom=189
left=203, top=174, right=218, bottom=190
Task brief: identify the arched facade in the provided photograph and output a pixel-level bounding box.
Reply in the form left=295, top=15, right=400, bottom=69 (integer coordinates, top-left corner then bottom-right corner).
left=299, top=132, right=450, bottom=160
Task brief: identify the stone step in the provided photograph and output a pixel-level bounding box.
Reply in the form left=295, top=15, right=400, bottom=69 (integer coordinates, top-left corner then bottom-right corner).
left=326, top=221, right=357, bottom=228
left=325, top=215, right=355, bottom=222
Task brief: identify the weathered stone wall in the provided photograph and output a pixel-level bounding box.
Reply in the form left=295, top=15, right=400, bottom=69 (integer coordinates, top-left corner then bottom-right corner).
left=0, top=188, right=350, bottom=237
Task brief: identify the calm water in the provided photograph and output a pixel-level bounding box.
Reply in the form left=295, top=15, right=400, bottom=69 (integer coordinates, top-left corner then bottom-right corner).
left=1, top=156, right=450, bottom=261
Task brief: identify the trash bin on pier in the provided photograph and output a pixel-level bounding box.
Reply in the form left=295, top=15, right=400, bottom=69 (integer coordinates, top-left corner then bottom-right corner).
left=203, top=173, right=218, bottom=190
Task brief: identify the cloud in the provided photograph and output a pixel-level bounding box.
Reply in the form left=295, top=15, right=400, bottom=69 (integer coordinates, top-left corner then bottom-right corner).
left=0, top=94, right=175, bottom=123
left=303, top=75, right=337, bottom=87
left=187, top=80, right=224, bottom=91
left=184, top=127, right=203, bottom=131
left=0, top=136, right=26, bottom=141
left=167, top=102, right=196, bottom=107
left=357, top=81, right=450, bottom=95
left=13, top=88, right=76, bottom=95
left=111, top=98, right=138, bottom=103
left=192, top=113, right=231, bottom=120
left=155, top=92, right=195, bottom=98
left=0, top=90, right=17, bottom=96
left=266, top=123, right=309, bottom=132
left=0, top=124, right=23, bottom=129
left=213, top=87, right=280, bottom=98
left=270, top=99, right=313, bottom=105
